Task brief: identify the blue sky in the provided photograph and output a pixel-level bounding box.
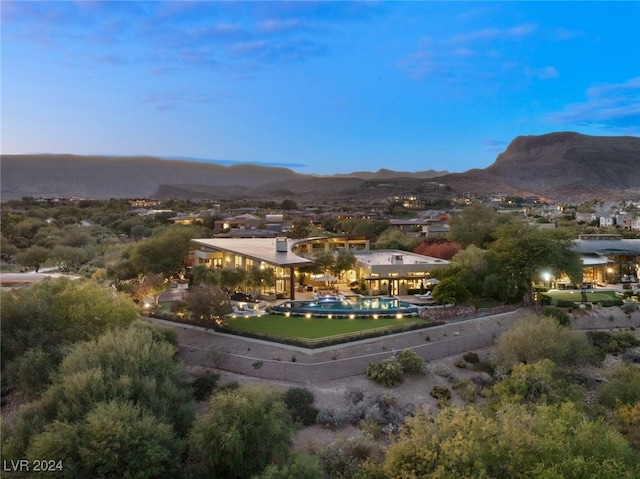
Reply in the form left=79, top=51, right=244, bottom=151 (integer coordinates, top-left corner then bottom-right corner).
left=2, top=1, right=639, bottom=175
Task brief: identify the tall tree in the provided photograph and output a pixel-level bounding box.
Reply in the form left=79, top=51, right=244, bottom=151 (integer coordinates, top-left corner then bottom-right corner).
left=487, top=221, right=582, bottom=305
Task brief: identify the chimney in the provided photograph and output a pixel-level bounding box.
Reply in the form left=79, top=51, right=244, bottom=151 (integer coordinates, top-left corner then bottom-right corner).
left=275, top=237, right=288, bottom=253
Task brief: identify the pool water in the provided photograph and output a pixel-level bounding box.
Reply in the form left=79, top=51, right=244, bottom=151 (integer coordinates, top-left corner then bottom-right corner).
left=270, top=296, right=419, bottom=318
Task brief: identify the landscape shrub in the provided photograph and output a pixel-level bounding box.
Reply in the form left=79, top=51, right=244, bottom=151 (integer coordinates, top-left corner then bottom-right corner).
left=598, top=299, right=624, bottom=307
left=542, top=305, right=571, bottom=327
left=463, top=352, right=480, bottom=364
left=454, top=358, right=467, bottom=369
left=600, top=364, right=640, bottom=409
left=430, top=385, right=452, bottom=404
left=318, top=433, right=382, bottom=479
left=428, top=363, right=453, bottom=379
left=190, top=372, right=219, bottom=402
left=555, top=300, right=578, bottom=308
left=283, top=387, right=318, bottom=427
left=397, top=349, right=425, bottom=375
left=316, top=408, right=347, bottom=429
left=366, top=357, right=404, bottom=387
left=622, top=302, right=638, bottom=314
left=587, top=331, right=640, bottom=355
left=452, top=378, right=477, bottom=402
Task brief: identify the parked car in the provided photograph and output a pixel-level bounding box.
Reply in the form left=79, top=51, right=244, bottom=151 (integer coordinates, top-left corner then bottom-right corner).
left=230, top=292, right=253, bottom=302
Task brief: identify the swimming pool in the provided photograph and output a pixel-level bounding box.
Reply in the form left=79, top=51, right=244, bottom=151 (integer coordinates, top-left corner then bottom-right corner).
left=269, top=295, right=420, bottom=318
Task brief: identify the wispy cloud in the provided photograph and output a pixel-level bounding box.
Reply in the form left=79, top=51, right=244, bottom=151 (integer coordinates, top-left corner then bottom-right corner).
left=482, top=139, right=509, bottom=152
left=546, top=78, right=640, bottom=133
left=398, top=22, right=543, bottom=86
left=139, top=90, right=220, bottom=111
left=447, top=23, right=537, bottom=45
left=525, top=66, right=559, bottom=80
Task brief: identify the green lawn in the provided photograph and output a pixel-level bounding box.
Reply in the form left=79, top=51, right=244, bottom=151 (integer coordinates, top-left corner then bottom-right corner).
left=543, top=290, right=617, bottom=302
left=226, top=314, right=423, bottom=340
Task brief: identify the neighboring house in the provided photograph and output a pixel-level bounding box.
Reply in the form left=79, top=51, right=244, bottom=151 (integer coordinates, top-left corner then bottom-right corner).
left=570, top=235, right=640, bottom=284
left=129, top=198, right=161, bottom=208
left=351, top=250, right=449, bottom=295
left=615, top=212, right=633, bottom=229
left=214, top=213, right=263, bottom=230
left=575, top=212, right=597, bottom=223
left=421, top=218, right=449, bottom=238
left=599, top=216, right=614, bottom=228
left=389, top=218, right=429, bottom=232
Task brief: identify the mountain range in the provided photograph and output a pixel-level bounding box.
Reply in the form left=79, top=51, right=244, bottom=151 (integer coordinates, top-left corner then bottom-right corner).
left=2, top=132, right=639, bottom=202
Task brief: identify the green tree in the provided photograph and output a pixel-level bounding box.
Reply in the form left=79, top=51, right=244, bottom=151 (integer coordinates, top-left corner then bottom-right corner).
left=218, top=267, right=249, bottom=293
left=187, top=386, right=293, bottom=479
left=448, top=203, right=503, bottom=248
left=280, top=199, right=298, bottom=210
left=1, top=278, right=137, bottom=380
left=186, top=285, right=232, bottom=323
left=248, top=265, right=276, bottom=295
left=2, top=324, right=194, bottom=471
left=25, top=401, right=182, bottom=479
left=131, top=272, right=167, bottom=307
left=129, top=225, right=205, bottom=276
left=373, top=228, right=417, bottom=251
left=431, top=276, right=472, bottom=305
left=189, top=264, right=221, bottom=286
left=15, top=245, right=50, bottom=271
left=487, top=221, right=582, bottom=305
left=330, top=249, right=356, bottom=280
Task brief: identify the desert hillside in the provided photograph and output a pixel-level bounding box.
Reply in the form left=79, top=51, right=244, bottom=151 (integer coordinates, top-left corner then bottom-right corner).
left=1, top=132, right=638, bottom=201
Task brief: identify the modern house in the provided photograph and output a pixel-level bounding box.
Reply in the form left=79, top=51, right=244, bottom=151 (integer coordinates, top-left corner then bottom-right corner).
left=190, top=235, right=449, bottom=299
left=572, top=235, right=640, bottom=285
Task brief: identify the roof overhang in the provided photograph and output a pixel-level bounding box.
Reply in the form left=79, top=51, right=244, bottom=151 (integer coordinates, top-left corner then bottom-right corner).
left=191, top=238, right=313, bottom=268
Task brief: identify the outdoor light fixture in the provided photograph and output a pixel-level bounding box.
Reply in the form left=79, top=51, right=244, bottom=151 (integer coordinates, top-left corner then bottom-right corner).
left=305, top=313, right=311, bottom=318
left=396, top=314, right=403, bottom=319
left=328, top=314, right=333, bottom=319
left=349, top=314, right=355, bottom=319
left=373, top=314, right=379, bottom=319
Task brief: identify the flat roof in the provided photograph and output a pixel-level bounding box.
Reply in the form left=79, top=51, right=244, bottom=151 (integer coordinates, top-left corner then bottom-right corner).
left=353, top=250, right=449, bottom=266
left=573, top=239, right=640, bottom=255
left=191, top=238, right=313, bottom=268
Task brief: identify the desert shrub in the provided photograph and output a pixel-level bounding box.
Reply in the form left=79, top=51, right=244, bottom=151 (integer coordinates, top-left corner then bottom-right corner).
left=493, top=315, right=600, bottom=371
left=397, top=349, right=425, bottom=375
left=600, top=364, right=640, bottom=409
left=256, top=452, right=322, bottom=479
left=428, top=363, right=452, bottom=379
left=190, top=372, right=219, bottom=402
left=366, top=357, right=404, bottom=387
left=283, top=387, right=318, bottom=427
left=318, top=433, right=382, bottom=479
left=587, top=331, right=640, bottom=355
left=455, top=359, right=467, bottom=369
left=622, top=302, right=638, bottom=314
left=316, top=408, right=347, bottom=429
left=542, top=305, right=571, bottom=327
left=452, top=378, right=477, bottom=402
left=463, top=352, right=480, bottom=364
left=430, top=385, right=451, bottom=404
left=345, top=387, right=365, bottom=405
